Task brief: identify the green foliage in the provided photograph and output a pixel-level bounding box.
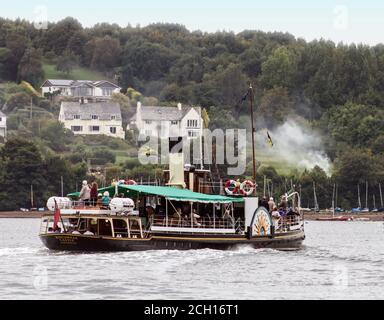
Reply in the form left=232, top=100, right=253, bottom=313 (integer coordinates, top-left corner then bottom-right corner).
left=17, top=47, right=45, bottom=87
left=56, top=51, right=78, bottom=75
left=0, top=138, right=47, bottom=210
left=260, top=46, right=298, bottom=89
left=91, top=148, right=116, bottom=165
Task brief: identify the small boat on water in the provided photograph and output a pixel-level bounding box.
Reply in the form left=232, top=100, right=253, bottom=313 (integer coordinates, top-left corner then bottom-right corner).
left=316, top=215, right=352, bottom=221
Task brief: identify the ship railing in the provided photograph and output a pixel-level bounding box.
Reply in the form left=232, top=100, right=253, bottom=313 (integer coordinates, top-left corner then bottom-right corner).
left=274, top=215, right=302, bottom=233
left=151, top=217, right=237, bottom=229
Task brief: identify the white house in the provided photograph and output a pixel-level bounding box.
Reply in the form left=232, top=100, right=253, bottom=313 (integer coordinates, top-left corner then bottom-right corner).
left=59, top=101, right=125, bottom=139
left=41, top=79, right=121, bottom=99
left=128, top=102, right=203, bottom=139
left=0, top=111, right=6, bottom=139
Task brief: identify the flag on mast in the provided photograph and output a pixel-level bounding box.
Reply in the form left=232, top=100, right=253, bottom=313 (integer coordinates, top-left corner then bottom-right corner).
left=53, top=199, right=61, bottom=231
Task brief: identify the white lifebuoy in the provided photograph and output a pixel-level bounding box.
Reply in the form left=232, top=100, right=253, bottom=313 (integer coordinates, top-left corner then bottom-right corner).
left=225, top=180, right=238, bottom=195
left=240, top=180, right=255, bottom=196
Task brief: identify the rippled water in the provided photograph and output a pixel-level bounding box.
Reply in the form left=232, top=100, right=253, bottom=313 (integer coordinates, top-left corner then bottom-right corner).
left=0, top=219, right=383, bottom=300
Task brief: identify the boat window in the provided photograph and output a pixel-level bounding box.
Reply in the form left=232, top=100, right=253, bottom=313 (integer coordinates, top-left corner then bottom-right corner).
left=113, top=219, right=128, bottom=238
left=98, top=219, right=112, bottom=237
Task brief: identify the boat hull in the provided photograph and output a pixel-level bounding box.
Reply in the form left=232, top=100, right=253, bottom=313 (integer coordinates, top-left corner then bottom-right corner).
left=39, top=230, right=305, bottom=252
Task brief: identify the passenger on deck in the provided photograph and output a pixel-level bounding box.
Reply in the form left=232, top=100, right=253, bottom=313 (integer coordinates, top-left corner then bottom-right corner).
left=101, top=191, right=111, bottom=209
left=259, top=197, right=269, bottom=211
left=271, top=206, right=281, bottom=229
left=192, top=209, right=201, bottom=227
left=90, top=182, right=98, bottom=206
left=96, top=193, right=103, bottom=207
left=279, top=195, right=288, bottom=210
left=79, top=180, right=91, bottom=206
left=268, top=197, right=276, bottom=212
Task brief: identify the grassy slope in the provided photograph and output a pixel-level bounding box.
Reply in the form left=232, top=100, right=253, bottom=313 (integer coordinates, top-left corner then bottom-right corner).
left=42, top=63, right=106, bottom=81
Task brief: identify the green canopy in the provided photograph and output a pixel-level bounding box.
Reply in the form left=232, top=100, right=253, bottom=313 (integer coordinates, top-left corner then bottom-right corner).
left=68, top=184, right=244, bottom=204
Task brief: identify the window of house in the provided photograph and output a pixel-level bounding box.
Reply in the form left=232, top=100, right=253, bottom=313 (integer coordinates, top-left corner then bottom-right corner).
left=111, top=116, right=116, bottom=120
left=110, top=127, right=117, bottom=134
left=102, top=88, right=114, bottom=96
left=145, top=120, right=152, bottom=125
left=89, top=126, right=100, bottom=132
left=73, top=115, right=81, bottom=120
left=91, top=115, right=99, bottom=120
left=188, top=130, right=198, bottom=137
left=71, top=126, right=83, bottom=132
left=171, top=121, right=178, bottom=125
left=187, top=119, right=198, bottom=128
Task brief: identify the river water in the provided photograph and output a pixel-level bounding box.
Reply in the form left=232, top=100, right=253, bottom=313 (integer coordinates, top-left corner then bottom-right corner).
left=0, top=219, right=383, bottom=300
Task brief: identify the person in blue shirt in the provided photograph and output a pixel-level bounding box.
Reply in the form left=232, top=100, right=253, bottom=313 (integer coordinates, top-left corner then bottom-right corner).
left=101, top=191, right=111, bottom=208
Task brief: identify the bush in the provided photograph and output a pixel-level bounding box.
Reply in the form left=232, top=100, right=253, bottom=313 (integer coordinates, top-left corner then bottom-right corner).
left=91, top=148, right=116, bottom=165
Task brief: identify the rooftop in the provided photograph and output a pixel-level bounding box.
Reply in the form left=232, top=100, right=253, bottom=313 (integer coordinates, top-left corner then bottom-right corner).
left=137, top=105, right=201, bottom=121
left=41, top=79, right=120, bottom=88
left=61, top=102, right=122, bottom=120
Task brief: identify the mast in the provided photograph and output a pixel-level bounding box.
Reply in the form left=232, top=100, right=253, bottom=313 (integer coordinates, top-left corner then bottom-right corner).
left=30, top=185, right=34, bottom=209
left=332, top=183, right=335, bottom=217
left=248, top=83, right=257, bottom=196
left=373, top=194, right=376, bottom=209
left=263, top=175, right=266, bottom=198
left=379, top=183, right=383, bottom=208
left=335, top=184, right=338, bottom=209
left=365, top=180, right=368, bottom=209
left=61, top=176, right=64, bottom=197
left=313, top=181, right=318, bottom=211
left=358, top=184, right=361, bottom=208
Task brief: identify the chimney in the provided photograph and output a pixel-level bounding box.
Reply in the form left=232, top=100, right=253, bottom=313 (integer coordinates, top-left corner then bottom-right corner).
left=167, top=137, right=186, bottom=189
left=177, top=103, right=182, bottom=111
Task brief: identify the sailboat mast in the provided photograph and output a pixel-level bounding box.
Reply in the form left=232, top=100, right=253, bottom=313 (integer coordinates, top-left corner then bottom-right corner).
left=358, top=184, right=361, bottom=208
left=332, top=183, right=335, bottom=217
left=248, top=83, right=257, bottom=196
left=313, top=181, right=318, bottom=210
left=365, top=180, right=368, bottom=209
left=379, top=183, right=383, bottom=208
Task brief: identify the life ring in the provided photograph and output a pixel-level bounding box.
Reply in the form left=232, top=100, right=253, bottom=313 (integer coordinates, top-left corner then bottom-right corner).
left=225, top=180, right=238, bottom=195
left=240, top=180, right=255, bottom=196
left=124, top=179, right=137, bottom=185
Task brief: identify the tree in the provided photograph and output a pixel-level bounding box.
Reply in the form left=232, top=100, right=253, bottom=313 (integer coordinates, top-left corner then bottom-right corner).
left=260, top=46, right=298, bottom=90
left=56, top=51, right=78, bottom=75
left=39, top=120, right=74, bottom=152
left=17, top=47, right=45, bottom=87
left=90, top=36, right=121, bottom=72
left=258, top=86, right=294, bottom=128
left=0, top=138, right=46, bottom=210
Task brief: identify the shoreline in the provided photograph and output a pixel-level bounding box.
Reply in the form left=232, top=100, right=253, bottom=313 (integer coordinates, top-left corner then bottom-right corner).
left=0, top=211, right=383, bottom=221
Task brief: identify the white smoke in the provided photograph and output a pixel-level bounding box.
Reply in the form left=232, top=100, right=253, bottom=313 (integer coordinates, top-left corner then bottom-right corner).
left=254, top=119, right=332, bottom=175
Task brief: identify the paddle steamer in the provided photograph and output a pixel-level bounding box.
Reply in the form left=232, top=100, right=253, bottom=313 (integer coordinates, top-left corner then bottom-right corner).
left=39, top=85, right=305, bottom=251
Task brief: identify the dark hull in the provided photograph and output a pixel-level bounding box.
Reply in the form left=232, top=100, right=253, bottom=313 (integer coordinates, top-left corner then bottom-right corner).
left=40, top=230, right=305, bottom=252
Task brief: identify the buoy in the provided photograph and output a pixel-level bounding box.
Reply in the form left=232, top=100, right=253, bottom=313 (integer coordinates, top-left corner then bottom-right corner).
left=240, top=180, right=255, bottom=196
left=225, top=180, right=238, bottom=195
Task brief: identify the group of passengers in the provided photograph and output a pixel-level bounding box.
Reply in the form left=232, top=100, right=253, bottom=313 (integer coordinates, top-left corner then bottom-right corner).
left=79, top=180, right=111, bottom=208
left=259, top=195, right=300, bottom=227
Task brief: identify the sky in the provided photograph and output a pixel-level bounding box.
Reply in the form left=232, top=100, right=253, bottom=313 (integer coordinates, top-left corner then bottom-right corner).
left=1, top=0, right=384, bottom=45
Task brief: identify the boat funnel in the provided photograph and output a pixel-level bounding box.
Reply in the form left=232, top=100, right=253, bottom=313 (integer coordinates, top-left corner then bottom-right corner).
left=167, top=137, right=186, bottom=189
